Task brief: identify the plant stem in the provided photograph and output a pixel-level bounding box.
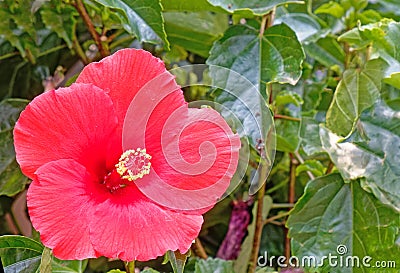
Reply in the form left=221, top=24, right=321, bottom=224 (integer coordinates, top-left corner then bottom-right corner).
left=0, top=51, right=19, bottom=61
left=294, top=151, right=315, bottom=180
left=271, top=203, right=294, bottom=209
left=284, top=154, right=298, bottom=261
left=38, top=45, right=67, bottom=57
left=125, top=261, right=135, bottom=273
left=72, top=38, right=89, bottom=64
left=192, top=238, right=208, bottom=259
left=73, top=0, right=109, bottom=58
left=274, top=114, right=301, bottom=122
left=248, top=163, right=268, bottom=273
left=325, top=160, right=334, bottom=174
left=263, top=211, right=291, bottom=225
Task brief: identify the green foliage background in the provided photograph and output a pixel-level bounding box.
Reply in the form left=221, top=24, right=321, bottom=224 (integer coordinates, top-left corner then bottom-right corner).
left=0, top=0, right=399, bottom=272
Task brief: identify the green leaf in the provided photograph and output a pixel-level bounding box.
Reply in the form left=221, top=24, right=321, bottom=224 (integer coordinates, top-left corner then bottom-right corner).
left=0, top=99, right=29, bottom=196
left=0, top=99, right=29, bottom=130
left=40, top=6, right=77, bottom=48
left=274, top=90, right=303, bottom=107
left=206, top=0, right=304, bottom=16
left=0, top=0, right=39, bottom=62
left=166, top=250, right=189, bottom=273
left=299, top=117, right=323, bottom=156
left=304, top=36, right=345, bottom=70
left=195, top=258, right=235, bottom=273
left=274, top=13, right=326, bottom=43
left=287, top=173, right=400, bottom=273
left=207, top=23, right=305, bottom=87
left=92, top=0, right=169, bottom=48
left=52, top=258, right=88, bottom=273
left=321, top=101, right=400, bottom=211
left=0, top=235, right=44, bottom=273
left=40, top=247, right=52, bottom=273
left=275, top=119, right=300, bottom=152
left=315, top=1, right=345, bottom=18
left=161, top=0, right=225, bottom=12
left=339, top=20, right=400, bottom=88
left=326, top=59, right=385, bottom=136
left=296, top=159, right=326, bottom=177
left=0, top=235, right=88, bottom=273
left=163, top=11, right=228, bottom=57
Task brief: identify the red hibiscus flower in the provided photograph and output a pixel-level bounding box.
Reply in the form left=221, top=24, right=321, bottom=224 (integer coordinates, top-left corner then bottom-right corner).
left=13, top=49, right=240, bottom=261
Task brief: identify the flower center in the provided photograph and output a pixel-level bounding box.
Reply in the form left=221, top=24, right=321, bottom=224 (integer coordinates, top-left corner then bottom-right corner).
left=115, top=148, right=152, bottom=181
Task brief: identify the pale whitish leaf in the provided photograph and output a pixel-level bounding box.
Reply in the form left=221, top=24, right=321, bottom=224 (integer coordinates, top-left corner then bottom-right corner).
left=322, top=101, right=400, bottom=212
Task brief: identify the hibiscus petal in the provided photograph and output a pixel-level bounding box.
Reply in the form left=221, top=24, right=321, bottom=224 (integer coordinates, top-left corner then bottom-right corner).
left=89, top=184, right=203, bottom=261
left=76, top=48, right=183, bottom=130
left=14, top=83, right=119, bottom=178
left=135, top=107, right=241, bottom=211
left=27, top=159, right=98, bottom=260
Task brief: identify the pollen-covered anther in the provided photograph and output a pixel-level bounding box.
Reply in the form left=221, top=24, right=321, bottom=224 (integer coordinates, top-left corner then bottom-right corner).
left=116, top=148, right=152, bottom=181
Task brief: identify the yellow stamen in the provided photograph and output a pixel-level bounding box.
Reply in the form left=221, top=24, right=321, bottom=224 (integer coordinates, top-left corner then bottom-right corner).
left=115, top=148, right=152, bottom=181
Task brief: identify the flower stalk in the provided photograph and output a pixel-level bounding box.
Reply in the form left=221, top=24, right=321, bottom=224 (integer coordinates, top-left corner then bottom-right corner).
left=72, top=0, right=110, bottom=58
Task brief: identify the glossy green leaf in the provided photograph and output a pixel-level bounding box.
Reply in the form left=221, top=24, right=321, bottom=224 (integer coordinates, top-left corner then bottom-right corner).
left=339, top=20, right=400, bottom=88
left=92, top=0, right=169, bottom=48
left=326, top=59, right=385, bottom=136
left=207, top=23, right=305, bottom=87
left=0, top=235, right=44, bottom=273
left=287, top=173, right=400, bottom=273
left=315, top=1, right=345, bottom=18
left=274, top=90, right=303, bottom=107
left=195, top=258, right=235, bottom=273
left=166, top=250, right=189, bottom=273
left=0, top=99, right=29, bottom=196
left=322, top=101, right=400, bottom=211
left=163, top=11, right=228, bottom=57
left=304, top=36, right=345, bottom=70
left=275, top=13, right=326, bottom=43
left=275, top=119, right=300, bottom=152
left=52, top=258, right=88, bottom=273
left=299, top=117, right=323, bottom=156
left=161, top=0, right=225, bottom=12
left=378, top=0, right=400, bottom=15
left=206, top=0, right=303, bottom=16
left=296, top=159, right=326, bottom=177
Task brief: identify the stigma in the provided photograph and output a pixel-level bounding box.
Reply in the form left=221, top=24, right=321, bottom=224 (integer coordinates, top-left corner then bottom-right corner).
left=115, top=148, right=152, bottom=181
